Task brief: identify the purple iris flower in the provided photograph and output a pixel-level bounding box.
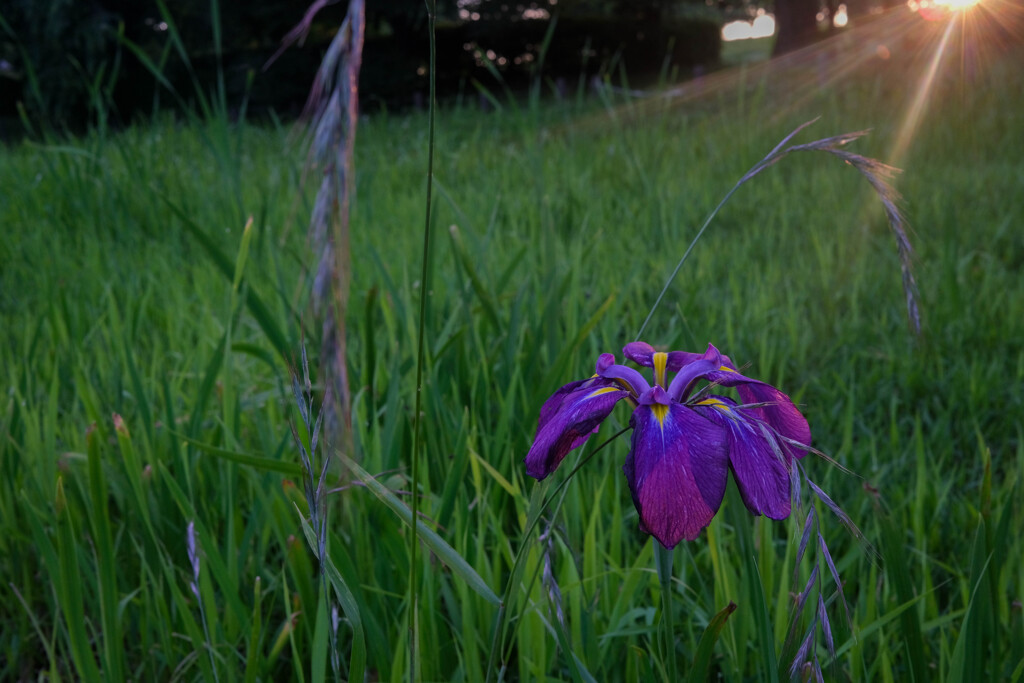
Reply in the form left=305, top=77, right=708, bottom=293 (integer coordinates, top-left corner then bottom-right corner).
left=525, top=342, right=811, bottom=549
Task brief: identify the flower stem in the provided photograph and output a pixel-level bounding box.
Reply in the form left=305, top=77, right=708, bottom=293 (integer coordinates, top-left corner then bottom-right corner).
left=655, top=543, right=678, bottom=682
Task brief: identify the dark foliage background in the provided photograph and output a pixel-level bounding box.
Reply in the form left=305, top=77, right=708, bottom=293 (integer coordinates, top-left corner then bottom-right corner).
left=0, top=0, right=722, bottom=135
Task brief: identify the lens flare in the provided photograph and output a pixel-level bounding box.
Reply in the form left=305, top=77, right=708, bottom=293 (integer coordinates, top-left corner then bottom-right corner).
left=889, top=17, right=956, bottom=164
left=910, top=0, right=981, bottom=21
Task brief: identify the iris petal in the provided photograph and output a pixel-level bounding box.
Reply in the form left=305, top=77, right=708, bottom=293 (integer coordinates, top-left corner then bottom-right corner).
left=623, top=403, right=729, bottom=548
left=538, top=378, right=597, bottom=432
left=693, top=397, right=791, bottom=519
left=735, top=384, right=811, bottom=459
left=697, top=372, right=811, bottom=459
left=596, top=354, right=651, bottom=396
left=623, top=342, right=703, bottom=373
left=525, top=379, right=629, bottom=480
left=678, top=346, right=811, bottom=459
left=666, top=358, right=719, bottom=401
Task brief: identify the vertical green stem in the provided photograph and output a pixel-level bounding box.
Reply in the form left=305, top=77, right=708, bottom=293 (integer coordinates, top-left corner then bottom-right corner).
left=635, top=181, right=749, bottom=341
left=655, top=543, right=678, bottom=682
left=410, top=1, right=437, bottom=681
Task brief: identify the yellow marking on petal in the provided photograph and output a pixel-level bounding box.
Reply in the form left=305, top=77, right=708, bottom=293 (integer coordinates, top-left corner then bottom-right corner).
left=653, top=352, right=668, bottom=388
left=586, top=387, right=621, bottom=399
left=695, top=398, right=726, bottom=407
left=650, top=403, right=669, bottom=428
left=604, top=377, right=633, bottom=392
left=718, top=365, right=736, bottom=373
left=696, top=397, right=737, bottom=419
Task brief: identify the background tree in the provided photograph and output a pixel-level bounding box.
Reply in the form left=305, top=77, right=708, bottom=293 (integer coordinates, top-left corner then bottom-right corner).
left=772, top=0, right=821, bottom=55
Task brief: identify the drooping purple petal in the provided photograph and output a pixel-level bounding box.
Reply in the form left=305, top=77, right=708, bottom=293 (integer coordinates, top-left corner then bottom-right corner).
left=623, top=342, right=702, bottom=372
left=538, top=378, right=603, bottom=432
left=623, top=401, right=728, bottom=548
left=735, top=383, right=811, bottom=459
left=677, top=344, right=761, bottom=394
left=525, top=381, right=630, bottom=480
left=679, top=348, right=812, bottom=460
left=692, top=396, right=792, bottom=520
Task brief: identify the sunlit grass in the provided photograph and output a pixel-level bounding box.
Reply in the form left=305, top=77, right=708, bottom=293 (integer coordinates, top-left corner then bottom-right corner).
left=1, top=32, right=1022, bottom=680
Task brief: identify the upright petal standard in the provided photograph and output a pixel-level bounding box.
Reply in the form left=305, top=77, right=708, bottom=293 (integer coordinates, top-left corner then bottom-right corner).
left=524, top=343, right=811, bottom=548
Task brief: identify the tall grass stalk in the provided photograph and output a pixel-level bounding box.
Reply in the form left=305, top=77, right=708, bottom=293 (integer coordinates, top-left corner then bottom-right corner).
left=411, top=1, right=439, bottom=679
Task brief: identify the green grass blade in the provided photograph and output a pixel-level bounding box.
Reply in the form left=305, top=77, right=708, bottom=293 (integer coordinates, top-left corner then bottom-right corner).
left=188, top=332, right=228, bottom=442
left=232, top=216, right=254, bottom=294
left=448, top=224, right=501, bottom=330
left=112, top=414, right=157, bottom=541
left=832, top=591, right=928, bottom=660
left=688, top=602, right=738, bottom=683
left=54, top=476, right=102, bottom=680
left=550, top=608, right=597, bottom=683
left=158, top=193, right=292, bottom=359
left=298, top=510, right=367, bottom=682
left=655, top=543, right=678, bottom=682
left=312, top=594, right=328, bottom=683
left=747, top=553, right=779, bottom=683
left=115, top=34, right=178, bottom=96
left=543, top=294, right=615, bottom=392
left=730, top=492, right=778, bottom=683
left=244, top=576, right=263, bottom=683
left=949, top=518, right=994, bottom=682
left=86, top=424, right=125, bottom=681
left=107, top=293, right=156, bottom=448
left=1011, top=658, right=1024, bottom=683
left=340, top=454, right=500, bottom=605
left=487, top=479, right=550, bottom=681
left=879, top=506, right=930, bottom=683
left=158, top=555, right=218, bottom=681
left=171, top=430, right=303, bottom=477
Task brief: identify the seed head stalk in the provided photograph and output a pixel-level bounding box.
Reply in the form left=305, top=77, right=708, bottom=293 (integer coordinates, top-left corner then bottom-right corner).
left=637, top=119, right=920, bottom=340
left=279, top=0, right=365, bottom=676
left=290, top=0, right=366, bottom=446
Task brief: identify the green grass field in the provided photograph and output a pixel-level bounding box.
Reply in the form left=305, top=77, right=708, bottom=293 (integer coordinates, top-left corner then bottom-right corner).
left=2, top=11, right=1023, bottom=682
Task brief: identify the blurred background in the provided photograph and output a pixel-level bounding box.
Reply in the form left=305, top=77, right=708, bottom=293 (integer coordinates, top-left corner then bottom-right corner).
left=6, top=0, right=1014, bottom=138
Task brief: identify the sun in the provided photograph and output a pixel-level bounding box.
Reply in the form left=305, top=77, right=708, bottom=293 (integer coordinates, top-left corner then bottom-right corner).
left=909, top=0, right=982, bottom=20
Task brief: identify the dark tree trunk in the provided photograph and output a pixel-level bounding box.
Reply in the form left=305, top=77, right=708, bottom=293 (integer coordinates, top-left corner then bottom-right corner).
left=845, top=0, right=872, bottom=19
left=773, top=0, right=820, bottom=56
